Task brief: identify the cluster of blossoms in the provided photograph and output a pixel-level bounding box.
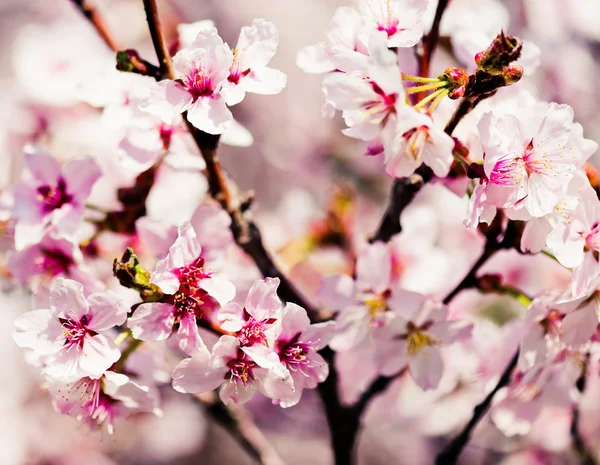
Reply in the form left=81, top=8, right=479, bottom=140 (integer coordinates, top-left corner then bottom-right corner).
left=5, top=0, right=600, bottom=463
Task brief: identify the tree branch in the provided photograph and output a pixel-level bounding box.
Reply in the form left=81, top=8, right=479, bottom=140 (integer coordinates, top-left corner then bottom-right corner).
left=435, top=350, right=519, bottom=465
left=571, top=357, right=597, bottom=465
left=71, top=0, right=118, bottom=51
left=140, top=0, right=318, bottom=320
left=197, top=395, right=287, bottom=465
left=141, top=0, right=175, bottom=79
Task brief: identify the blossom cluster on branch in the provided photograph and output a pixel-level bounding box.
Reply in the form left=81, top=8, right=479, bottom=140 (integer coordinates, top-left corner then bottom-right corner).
left=4, top=0, right=600, bottom=464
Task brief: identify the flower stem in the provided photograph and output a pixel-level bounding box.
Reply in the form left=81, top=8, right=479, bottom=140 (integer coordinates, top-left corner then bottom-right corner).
left=413, top=88, right=447, bottom=111
left=115, top=334, right=143, bottom=372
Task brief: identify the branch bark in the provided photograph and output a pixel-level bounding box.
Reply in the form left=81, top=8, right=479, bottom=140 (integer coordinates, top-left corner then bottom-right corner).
left=197, top=395, right=287, bottom=465
left=435, top=350, right=519, bottom=465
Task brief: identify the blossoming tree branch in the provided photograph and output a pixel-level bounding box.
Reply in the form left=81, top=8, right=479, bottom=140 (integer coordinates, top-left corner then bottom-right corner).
left=7, top=0, right=600, bottom=464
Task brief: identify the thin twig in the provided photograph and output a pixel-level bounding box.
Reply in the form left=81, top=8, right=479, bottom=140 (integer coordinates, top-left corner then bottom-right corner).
left=71, top=0, right=118, bottom=51
left=571, top=357, right=597, bottom=465
left=435, top=350, right=519, bottom=465
left=141, top=0, right=175, bottom=79
left=197, top=395, right=287, bottom=465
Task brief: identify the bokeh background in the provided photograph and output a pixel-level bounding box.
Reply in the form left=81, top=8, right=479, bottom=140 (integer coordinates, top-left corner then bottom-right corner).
left=1, top=1, right=600, bottom=464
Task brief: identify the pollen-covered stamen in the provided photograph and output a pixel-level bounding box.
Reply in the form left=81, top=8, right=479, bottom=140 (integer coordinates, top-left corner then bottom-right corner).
left=358, top=290, right=390, bottom=326
left=36, top=177, right=73, bottom=213
left=401, top=321, right=440, bottom=355
left=170, top=291, right=203, bottom=322
left=227, top=356, right=257, bottom=388
left=237, top=310, right=277, bottom=346
left=228, top=48, right=251, bottom=85
left=60, top=377, right=118, bottom=434
left=540, top=309, right=564, bottom=336
left=175, top=257, right=211, bottom=291
left=58, top=314, right=96, bottom=349
left=402, top=126, right=429, bottom=161
left=490, top=153, right=526, bottom=187
left=183, top=66, right=215, bottom=100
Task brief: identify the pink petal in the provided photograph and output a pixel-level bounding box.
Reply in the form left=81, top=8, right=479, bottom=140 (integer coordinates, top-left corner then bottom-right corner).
left=139, top=80, right=193, bottom=125
left=62, top=157, right=102, bottom=200
left=356, top=242, right=392, bottom=294
left=278, top=302, right=310, bottom=342
left=87, top=291, right=128, bottom=331
left=561, top=304, right=598, bottom=346
left=245, top=278, right=282, bottom=321
left=217, top=302, right=246, bottom=332
left=408, top=346, right=444, bottom=390
left=318, top=275, right=358, bottom=311
left=177, top=312, right=206, bottom=355
left=24, top=148, right=62, bottom=185
left=128, top=302, right=175, bottom=342
left=186, top=97, right=233, bottom=135
left=79, top=334, right=121, bottom=379
left=50, top=278, right=88, bottom=319
left=242, top=345, right=288, bottom=378
left=210, top=335, right=240, bottom=368
left=219, top=379, right=257, bottom=405
left=172, top=350, right=226, bottom=394
left=199, top=275, right=236, bottom=307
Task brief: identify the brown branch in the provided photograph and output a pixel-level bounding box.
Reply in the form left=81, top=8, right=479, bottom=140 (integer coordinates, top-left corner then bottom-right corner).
left=71, top=0, right=119, bottom=51
left=142, top=0, right=175, bottom=79
left=140, top=0, right=317, bottom=320
left=196, top=394, right=287, bottom=465
left=435, top=350, right=519, bottom=465
left=571, top=357, right=597, bottom=465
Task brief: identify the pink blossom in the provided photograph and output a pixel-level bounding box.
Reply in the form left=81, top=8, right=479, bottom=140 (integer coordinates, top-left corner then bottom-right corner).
left=478, top=104, right=583, bottom=218
left=128, top=222, right=235, bottom=354
left=140, top=28, right=233, bottom=134
left=7, top=230, right=104, bottom=300
left=48, top=370, right=160, bottom=435
left=374, top=292, right=472, bottom=389
left=217, top=278, right=282, bottom=350
left=360, top=0, right=429, bottom=48
left=319, top=242, right=397, bottom=351
left=296, top=7, right=369, bottom=74
left=172, top=335, right=288, bottom=405
left=491, top=357, right=580, bottom=437
left=13, top=278, right=128, bottom=380
left=262, top=303, right=335, bottom=408
left=547, top=183, right=600, bottom=296
left=12, top=148, right=101, bottom=249
left=381, top=106, right=455, bottom=178
left=322, top=31, right=404, bottom=147
left=221, top=19, right=287, bottom=106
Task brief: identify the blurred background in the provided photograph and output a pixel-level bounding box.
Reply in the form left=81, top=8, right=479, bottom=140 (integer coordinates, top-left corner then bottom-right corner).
left=1, top=0, right=600, bottom=464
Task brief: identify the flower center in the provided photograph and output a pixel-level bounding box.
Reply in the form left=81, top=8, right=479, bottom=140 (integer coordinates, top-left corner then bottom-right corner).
left=228, top=48, right=251, bottom=85
left=36, top=177, right=73, bottom=213
left=403, top=126, right=429, bottom=161
left=39, top=247, right=74, bottom=275
left=228, top=357, right=257, bottom=387
left=58, top=314, right=95, bottom=349
left=184, top=67, right=214, bottom=100
left=403, top=321, right=439, bottom=355
left=175, top=257, right=210, bottom=292
left=237, top=318, right=271, bottom=346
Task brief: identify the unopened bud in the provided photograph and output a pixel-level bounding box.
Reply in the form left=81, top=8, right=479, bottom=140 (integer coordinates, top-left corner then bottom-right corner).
left=448, top=86, right=466, bottom=100
left=440, top=67, right=469, bottom=100
left=477, top=274, right=502, bottom=293
left=503, top=65, right=523, bottom=85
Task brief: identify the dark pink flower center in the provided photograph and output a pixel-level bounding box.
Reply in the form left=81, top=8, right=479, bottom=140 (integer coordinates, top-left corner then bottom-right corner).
left=184, top=68, right=215, bottom=100
left=36, top=177, right=73, bottom=213
left=278, top=334, right=316, bottom=369
left=175, top=257, right=210, bottom=291
left=59, top=314, right=96, bottom=349
left=39, top=247, right=74, bottom=275
left=227, top=355, right=257, bottom=387
left=377, top=19, right=400, bottom=37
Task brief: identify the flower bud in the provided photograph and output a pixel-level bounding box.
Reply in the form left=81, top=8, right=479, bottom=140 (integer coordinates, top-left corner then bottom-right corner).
left=502, top=65, right=523, bottom=85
